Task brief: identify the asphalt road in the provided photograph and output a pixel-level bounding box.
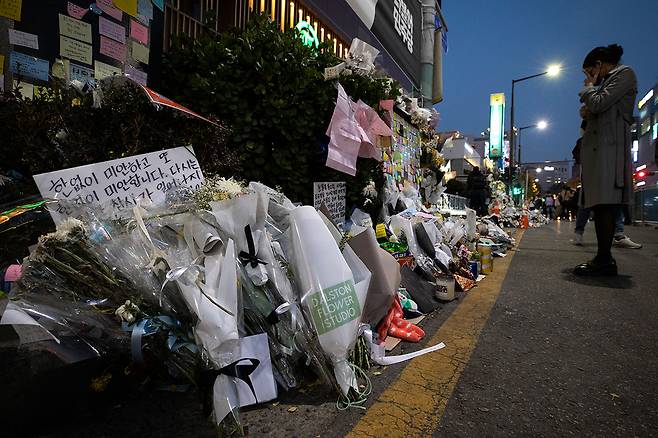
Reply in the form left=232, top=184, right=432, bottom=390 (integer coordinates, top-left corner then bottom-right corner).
left=436, top=221, right=658, bottom=437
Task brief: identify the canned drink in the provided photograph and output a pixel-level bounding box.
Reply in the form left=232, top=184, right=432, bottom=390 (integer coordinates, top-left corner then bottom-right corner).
left=469, top=261, right=478, bottom=278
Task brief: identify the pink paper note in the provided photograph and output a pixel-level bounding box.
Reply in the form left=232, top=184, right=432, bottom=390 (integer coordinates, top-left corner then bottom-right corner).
left=98, top=0, right=123, bottom=21
left=99, top=16, right=125, bottom=43
left=67, top=1, right=88, bottom=19
left=130, top=19, right=148, bottom=45
left=100, top=35, right=126, bottom=62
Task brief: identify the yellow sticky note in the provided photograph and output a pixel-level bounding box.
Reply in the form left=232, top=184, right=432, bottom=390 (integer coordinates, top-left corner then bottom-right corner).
left=131, top=41, right=149, bottom=64
left=60, top=35, right=93, bottom=65
left=375, top=223, right=386, bottom=239
left=94, top=60, right=122, bottom=80
left=112, top=0, right=137, bottom=17
left=0, top=0, right=22, bottom=21
left=0, top=54, right=4, bottom=74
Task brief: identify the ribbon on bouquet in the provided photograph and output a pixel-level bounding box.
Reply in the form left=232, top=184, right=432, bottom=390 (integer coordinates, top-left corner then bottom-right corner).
left=161, top=260, right=235, bottom=316
left=360, top=324, right=445, bottom=366
left=126, top=315, right=198, bottom=366
left=217, top=358, right=261, bottom=402
left=238, top=224, right=268, bottom=268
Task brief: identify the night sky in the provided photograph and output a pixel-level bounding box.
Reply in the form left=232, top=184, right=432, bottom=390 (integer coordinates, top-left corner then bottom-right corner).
left=437, top=0, right=658, bottom=164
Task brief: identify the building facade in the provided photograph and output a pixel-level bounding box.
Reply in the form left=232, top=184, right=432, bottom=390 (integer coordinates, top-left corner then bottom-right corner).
left=633, top=83, right=658, bottom=222
left=521, top=160, right=573, bottom=193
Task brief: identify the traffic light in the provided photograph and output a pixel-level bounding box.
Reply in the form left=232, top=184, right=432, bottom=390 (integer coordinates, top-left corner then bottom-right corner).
left=634, top=168, right=648, bottom=187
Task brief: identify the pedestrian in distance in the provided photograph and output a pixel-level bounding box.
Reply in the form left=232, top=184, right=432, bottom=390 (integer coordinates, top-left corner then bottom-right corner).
left=466, top=166, right=488, bottom=216
left=573, top=44, right=637, bottom=276
left=545, top=194, right=555, bottom=219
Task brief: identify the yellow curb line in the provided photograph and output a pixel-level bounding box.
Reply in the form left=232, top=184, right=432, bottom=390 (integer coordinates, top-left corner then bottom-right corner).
left=347, top=230, right=525, bottom=438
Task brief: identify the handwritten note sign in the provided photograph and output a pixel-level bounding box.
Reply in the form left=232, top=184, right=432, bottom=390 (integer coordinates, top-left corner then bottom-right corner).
left=137, top=0, right=153, bottom=22
left=10, top=52, right=49, bottom=81
left=124, top=64, right=146, bottom=85
left=131, top=40, right=149, bottom=64
left=97, top=0, right=122, bottom=21
left=100, top=35, right=126, bottom=62
left=67, top=1, right=88, bottom=19
left=130, top=19, right=148, bottom=45
left=313, top=181, right=346, bottom=227
left=70, top=62, right=94, bottom=83
left=59, top=14, right=92, bottom=43
left=113, top=0, right=138, bottom=17
left=60, top=35, right=92, bottom=65
left=94, top=60, right=121, bottom=79
left=8, top=29, right=38, bottom=49
left=0, top=0, right=22, bottom=21
left=99, top=16, right=126, bottom=43
left=33, top=147, right=205, bottom=224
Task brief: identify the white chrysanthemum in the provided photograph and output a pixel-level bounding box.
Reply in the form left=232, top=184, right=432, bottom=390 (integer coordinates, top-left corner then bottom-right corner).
left=212, top=177, right=244, bottom=198
left=362, top=181, right=378, bottom=199
left=50, top=217, right=85, bottom=241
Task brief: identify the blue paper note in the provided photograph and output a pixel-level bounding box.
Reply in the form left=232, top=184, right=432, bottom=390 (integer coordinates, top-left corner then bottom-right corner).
left=138, top=0, right=153, bottom=20
left=152, top=0, right=163, bottom=12
left=70, top=62, right=96, bottom=84
left=10, top=52, right=49, bottom=82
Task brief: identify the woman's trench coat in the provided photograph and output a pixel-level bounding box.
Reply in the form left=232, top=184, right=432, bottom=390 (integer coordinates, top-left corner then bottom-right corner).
left=579, top=64, right=637, bottom=208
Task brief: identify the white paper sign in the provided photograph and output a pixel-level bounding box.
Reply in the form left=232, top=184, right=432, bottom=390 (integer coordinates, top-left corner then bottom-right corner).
left=33, top=146, right=205, bottom=224
left=313, top=181, right=347, bottom=227
left=8, top=29, right=39, bottom=49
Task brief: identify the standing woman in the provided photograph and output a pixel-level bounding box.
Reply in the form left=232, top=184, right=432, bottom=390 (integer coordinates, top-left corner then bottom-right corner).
left=575, top=44, right=637, bottom=276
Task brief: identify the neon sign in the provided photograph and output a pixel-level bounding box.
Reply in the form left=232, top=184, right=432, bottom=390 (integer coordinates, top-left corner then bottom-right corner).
left=295, top=20, right=319, bottom=48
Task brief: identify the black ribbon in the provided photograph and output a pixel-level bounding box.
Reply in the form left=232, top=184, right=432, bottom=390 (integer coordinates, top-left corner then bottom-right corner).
left=218, top=358, right=261, bottom=402
left=238, top=224, right=268, bottom=268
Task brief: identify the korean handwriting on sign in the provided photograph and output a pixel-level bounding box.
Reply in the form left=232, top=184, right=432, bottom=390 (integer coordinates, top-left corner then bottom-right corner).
left=49, top=172, right=100, bottom=198
left=393, top=0, right=413, bottom=53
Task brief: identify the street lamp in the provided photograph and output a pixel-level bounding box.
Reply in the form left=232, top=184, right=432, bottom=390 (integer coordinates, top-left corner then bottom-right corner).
left=536, top=167, right=542, bottom=173
left=517, top=120, right=549, bottom=165
left=508, top=65, right=561, bottom=193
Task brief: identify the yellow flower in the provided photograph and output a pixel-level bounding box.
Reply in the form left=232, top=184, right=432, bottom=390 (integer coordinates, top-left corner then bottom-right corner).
left=89, top=372, right=112, bottom=392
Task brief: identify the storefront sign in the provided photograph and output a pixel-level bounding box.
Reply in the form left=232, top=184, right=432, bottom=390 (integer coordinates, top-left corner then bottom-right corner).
left=295, top=20, right=319, bottom=48
left=489, top=93, right=505, bottom=159
left=345, top=0, right=421, bottom=88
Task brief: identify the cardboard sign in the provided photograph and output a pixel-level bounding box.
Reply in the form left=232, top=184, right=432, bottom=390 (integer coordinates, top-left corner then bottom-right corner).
left=60, top=35, right=92, bottom=65
left=10, top=52, right=48, bottom=81
left=8, top=29, right=38, bottom=49
left=33, top=146, right=205, bottom=224
left=313, top=181, right=346, bottom=227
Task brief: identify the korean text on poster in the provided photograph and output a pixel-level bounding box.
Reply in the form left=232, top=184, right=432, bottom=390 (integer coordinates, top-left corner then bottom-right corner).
left=313, top=181, right=346, bottom=227
left=33, top=146, right=205, bottom=224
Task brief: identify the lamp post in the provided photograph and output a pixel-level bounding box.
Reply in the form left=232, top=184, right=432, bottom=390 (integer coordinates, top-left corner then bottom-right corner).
left=517, top=120, right=547, bottom=166
left=508, top=65, right=560, bottom=193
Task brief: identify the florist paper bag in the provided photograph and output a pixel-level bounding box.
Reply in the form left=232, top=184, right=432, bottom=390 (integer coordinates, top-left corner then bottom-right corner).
left=347, top=227, right=399, bottom=327
left=289, top=206, right=364, bottom=394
